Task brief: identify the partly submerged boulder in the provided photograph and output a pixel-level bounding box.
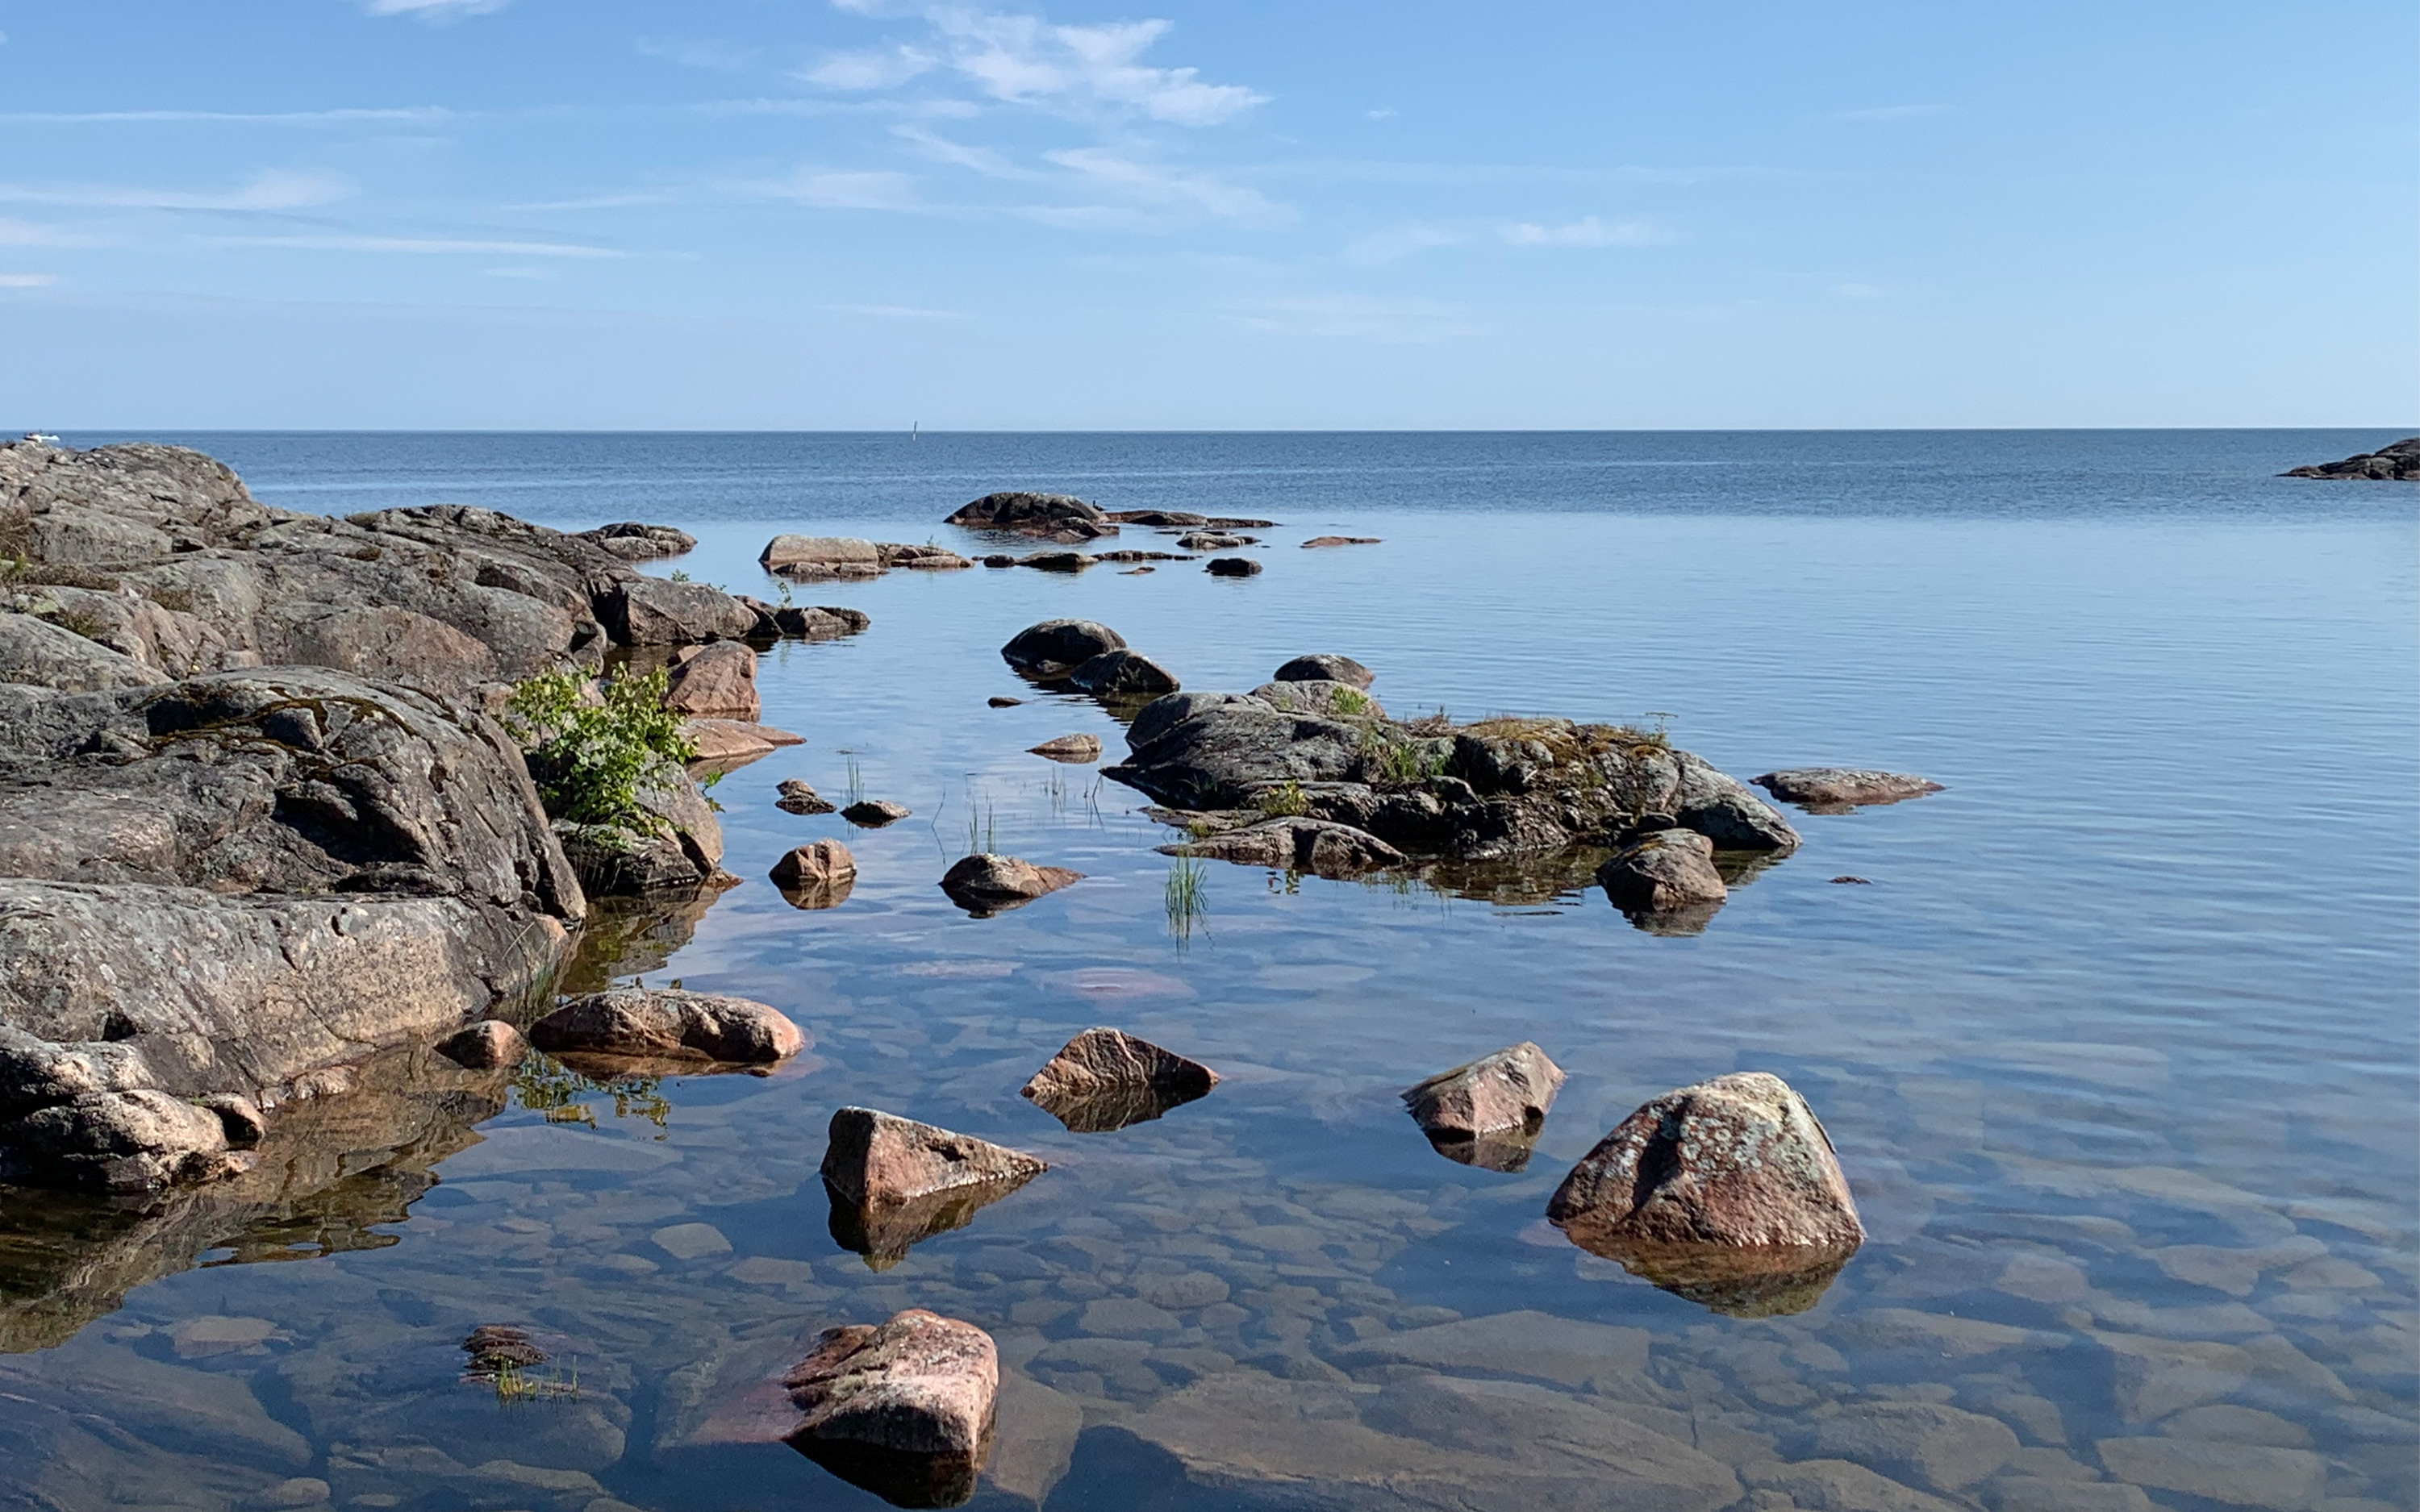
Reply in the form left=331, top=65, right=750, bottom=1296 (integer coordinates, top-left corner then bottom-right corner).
left=1065, top=648, right=1178, bottom=700
left=782, top=1309, right=999, bottom=1507
left=771, top=839, right=857, bottom=894
left=774, top=603, right=870, bottom=639
left=2280, top=436, right=2420, bottom=480
left=945, top=492, right=1109, bottom=537
left=1273, top=653, right=1374, bottom=689
left=774, top=778, right=837, bottom=815
left=1158, top=817, right=1404, bottom=877
left=1300, top=535, right=1381, bottom=548
left=938, top=854, right=1082, bottom=915
left=1205, top=557, right=1262, bottom=577
left=1547, top=1072, right=1862, bottom=1314
left=1026, top=733, right=1101, bottom=763
left=1753, top=767, right=1944, bottom=811
left=530, top=989, right=803, bottom=1065
left=759, top=535, right=883, bottom=580
left=1021, top=1027, right=1219, bottom=1133
left=1596, top=829, right=1728, bottom=914
left=1000, top=619, right=1125, bottom=677
left=1402, top=1042, right=1565, bottom=1172
left=843, top=798, right=911, bottom=827
left=0, top=1087, right=240, bottom=1194
left=436, top=1020, right=528, bottom=1071
left=820, top=1107, right=1048, bottom=1268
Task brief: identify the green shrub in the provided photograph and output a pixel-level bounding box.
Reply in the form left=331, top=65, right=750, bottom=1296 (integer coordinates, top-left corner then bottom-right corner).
left=503, top=669, right=695, bottom=831
left=1255, top=780, right=1309, bottom=817
left=1329, top=686, right=1371, bottom=716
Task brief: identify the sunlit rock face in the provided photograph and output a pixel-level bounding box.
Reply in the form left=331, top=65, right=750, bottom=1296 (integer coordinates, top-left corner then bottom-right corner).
left=820, top=1109, right=1048, bottom=1270
left=1021, top=1028, right=1219, bottom=1134
left=781, top=1310, right=999, bottom=1508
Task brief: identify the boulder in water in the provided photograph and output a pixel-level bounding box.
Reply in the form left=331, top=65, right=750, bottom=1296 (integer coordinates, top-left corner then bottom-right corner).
left=530, top=988, right=804, bottom=1065
left=1026, top=733, right=1101, bottom=763
left=759, top=535, right=882, bottom=580
left=938, top=854, right=1083, bottom=915
left=1753, top=768, right=1943, bottom=811
left=1158, top=816, right=1404, bottom=877
left=782, top=1309, right=999, bottom=1506
left=1066, top=648, right=1178, bottom=700
left=775, top=778, right=836, bottom=815
left=1273, top=653, right=1374, bottom=689
left=1021, top=1027, right=1219, bottom=1132
left=772, top=839, right=857, bottom=893
left=1000, top=619, right=1125, bottom=676
left=2280, top=436, right=2420, bottom=480
left=1402, top=1042, right=1565, bottom=1173
left=436, top=1020, right=528, bottom=1070
left=1596, top=829, right=1728, bottom=913
left=944, top=491, right=1109, bottom=535
left=843, top=798, right=911, bottom=827
left=1205, top=557, right=1262, bottom=577
left=1300, top=535, right=1381, bottom=548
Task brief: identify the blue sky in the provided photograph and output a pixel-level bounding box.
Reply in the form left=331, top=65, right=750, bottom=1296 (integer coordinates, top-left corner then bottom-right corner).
left=1, top=0, right=2412, bottom=429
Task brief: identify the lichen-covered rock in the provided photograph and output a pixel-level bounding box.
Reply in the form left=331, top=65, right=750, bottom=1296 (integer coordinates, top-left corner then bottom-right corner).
left=597, top=577, right=759, bottom=644
left=1272, top=653, right=1374, bottom=689
left=938, top=854, right=1082, bottom=915
left=1110, top=694, right=1797, bottom=864
left=1753, top=767, right=1944, bottom=811
left=1066, top=649, right=1178, bottom=700
left=1158, top=817, right=1404, bottom=877
left=663, top=640, right=758, bottom=719
left=1547, top=1071, right=1863, bottom=1251
left=531, top=989, right=803, bottom=1064
left=436, top=1020, right=528, bottom=1070
left=1021, top=1027, right=1218, bottom=1132
left=1000, top=619, right=1125, bottom=676
left=1596, top=829, right=1728, bottom=913
left=782, top=1309, right=999, bottom=1506
left=577, top=522, right=695, bottom=560
left=0, top=610, right=171, bottom=691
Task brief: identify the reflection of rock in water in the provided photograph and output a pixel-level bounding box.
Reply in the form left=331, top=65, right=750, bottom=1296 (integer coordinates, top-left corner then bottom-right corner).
left=557, top=876, right=740, bottom=995
left=1028, top=1081, right=1209, bottom=1134
left=1021, top=1027, right=1219, bottom=1133
left=0, top=1043, right=507, bottom=1352
left=791, top=1435, right=983, bottom=1509
left=824, top=1176, right=1039, bottom=1272
left=1408, top=848, right=1609, bottom=907
left=1421, top=1126, right=1544, bottom=1173
left=1558, top=1222, right=1855, bottom=1317
left=1621, top=899, right=1724, bottom=937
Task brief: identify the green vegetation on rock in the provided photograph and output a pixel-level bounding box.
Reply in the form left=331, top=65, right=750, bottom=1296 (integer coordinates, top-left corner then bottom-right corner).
left=503, top=669, right=696, bottom=831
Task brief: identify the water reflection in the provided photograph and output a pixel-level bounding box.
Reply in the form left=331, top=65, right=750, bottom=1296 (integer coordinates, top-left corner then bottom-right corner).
left=825, top=1174, right=1042, bottom=1272
left=1555, top=1220, right=1859, bottom=1317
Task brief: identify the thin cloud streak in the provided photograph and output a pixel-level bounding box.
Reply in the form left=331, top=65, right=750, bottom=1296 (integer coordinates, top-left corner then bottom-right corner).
left=0, top=170, right=353, bottom=211
left=1501, top=215, right=1670, bottom=248
left=211, top=234, right=625, bottom=257
left=0, top=106, right=457, bottom=125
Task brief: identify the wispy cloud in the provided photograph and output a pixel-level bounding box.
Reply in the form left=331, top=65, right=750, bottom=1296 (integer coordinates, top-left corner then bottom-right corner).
left=829, top=303, right=971, bottom=319
left=0, top=273, right=58, bottom=288
left=1219, top=294, right=1480, bottom=342
left=0, top=218, right=111, bottom=248
left=1344, top=223, right=1462, bottom=265
left=1500, top=215, right=1668, bottom=248
left=805, top=6, right=1266, bottom=127
left=506, top=192, right=672, bottom=211
left=211, top=233, right=624, bottom=257
left=0, top=169, right=353, bottom=211
left=1824, top=103, right=1948, bottom=123
left=1043, top=149, right=1285, bottom=226
left=360, top=0, right=509, bottom=19
left=761, top=169, right=924, bottom=210
left=892, top=125, right=1035, bottom=179
left=0, top=106, right=455, bottom=126
left=635, top=36, right=757, bottom=72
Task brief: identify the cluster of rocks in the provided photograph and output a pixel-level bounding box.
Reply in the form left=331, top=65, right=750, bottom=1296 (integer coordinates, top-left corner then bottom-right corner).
left=2279, top=436, right=2420, bottom=481
left=759, top=535, right=976, bottom=581
left=999, top=618, right=1179, bottom=703
left=0, top=439, right=870, bottom=1196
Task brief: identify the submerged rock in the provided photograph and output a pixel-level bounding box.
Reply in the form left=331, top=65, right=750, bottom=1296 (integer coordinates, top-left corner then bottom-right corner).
left=1548, top=1072, right=1862, bottom=1314
left=987, top=696, right=1024, bottom=708
left=1021, top=1027, right=1219, bottom=1132
left=1065, top=649, right=1178, bottom=700
left=1000, top=619, right=1125, bottom=677
left=937, top=854, right=1082, bottom=915
left=1596, top=829, right=1729, bottom=914
left=1402, top=1042, right=1565, bottom=1172
left=1754, top=767, right=1944, bottom=811
left=774, top=603, right=870, bottom=639
left=771, top=839, right=857, bottom=899
left=1301, top=535, right=1381, bottom=548
left=1026, top=733, right=1100, bottom=763
left=530, top=989, right=803, bottom=1065
left=663, top=640, right=758, bottom=719
left=782, top=1309, right=998, bottom=1508
left=2280, top=435, right=2420, bottom=480
left=1016, top=551, right=1095, bottom=573
left=878, top=543, right=974, bottom=571
left=820, top=1108, right=1047, bottom=1268
left=844, top=798, right=912, bottom=827
left=775, top=778, right=837, bottom=815
left=1176, top=531, right=1253, bottom=550
left=684, top=718, right=804, bottom=768
left=1158, top=816, right=1404, bottom=877
left=436, top=1020, right=528, bottom=1070
left=1273, top=652, right=1374, bottom=689
left=1204, top=557, right=1262, bottom=577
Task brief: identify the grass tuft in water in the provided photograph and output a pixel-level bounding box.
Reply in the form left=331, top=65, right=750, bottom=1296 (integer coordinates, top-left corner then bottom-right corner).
left=1165, top=857, right=1208, bottom=943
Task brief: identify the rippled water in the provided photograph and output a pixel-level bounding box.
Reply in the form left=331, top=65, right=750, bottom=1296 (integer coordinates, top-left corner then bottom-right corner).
left=5, top=431, right=2414, bottom=1512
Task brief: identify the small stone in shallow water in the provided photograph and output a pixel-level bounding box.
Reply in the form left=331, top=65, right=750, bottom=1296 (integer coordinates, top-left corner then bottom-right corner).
left=774, top=778, right=836, bottom=815
left=820, top=1107, right=1048, bottom=1268
left=1830, top=874, right=1874, bottom=885
left=771, top=839, right=857, bottom=893
left=1754, top=767, right=1944, bottom=811
left=1205, top=557, right=1261, bottom=577
left=530, top=989, right=804, bottom=1065
left=938, top=854, right=1083, bottom=916
left=1021, top=1027, right=1219, bottom=1133
left=651, top=1222, right=733, bottom=1260
left=1300, top=536, right=1381, bottom=548
left=842, top=799, right=911, bottom=827
left=1026, top=733, right=1101, bottom=763
left=436, top=1019, right=526, bottom=1070
left=1596, top=829, right=1728, bottom=913
left=987, top=696, right=1024, bottom=707
left=1401, top=1043, right=1564, bottom=1172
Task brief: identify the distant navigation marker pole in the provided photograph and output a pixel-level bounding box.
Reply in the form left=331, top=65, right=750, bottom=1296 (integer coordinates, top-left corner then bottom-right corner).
left=911, top=420, right=919, bottom=442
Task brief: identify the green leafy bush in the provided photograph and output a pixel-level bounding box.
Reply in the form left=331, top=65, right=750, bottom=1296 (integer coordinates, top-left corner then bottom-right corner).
left=503, top=669, right=695, bottom=830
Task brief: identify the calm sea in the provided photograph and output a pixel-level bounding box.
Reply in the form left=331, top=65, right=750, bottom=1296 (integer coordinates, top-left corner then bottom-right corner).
left=6, top=430, right=2415, bottom=1512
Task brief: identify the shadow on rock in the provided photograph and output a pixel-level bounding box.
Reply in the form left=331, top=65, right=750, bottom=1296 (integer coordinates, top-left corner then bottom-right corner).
left=0, top=1041, right=508, bottom=1352
left=1557, top=1222, right=1857, bottom=1317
